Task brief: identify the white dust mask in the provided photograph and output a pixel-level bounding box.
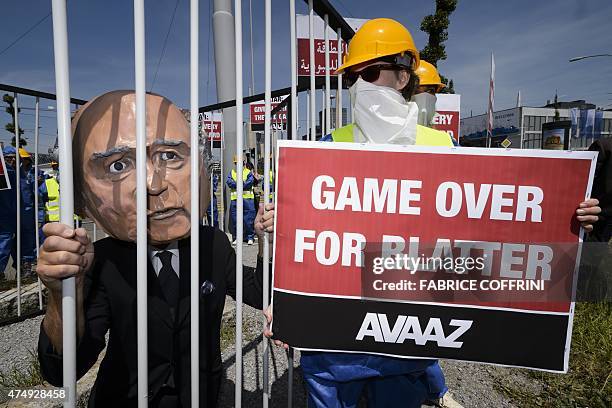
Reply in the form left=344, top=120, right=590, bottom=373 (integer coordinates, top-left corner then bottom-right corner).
left=411, top=92, right=438, bottom=126
left=349, top=77, right=418, bottom=145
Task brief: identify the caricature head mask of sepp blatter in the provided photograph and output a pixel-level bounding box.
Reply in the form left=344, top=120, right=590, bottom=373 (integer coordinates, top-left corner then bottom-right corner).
left=72, top=90, right=211, bottom=245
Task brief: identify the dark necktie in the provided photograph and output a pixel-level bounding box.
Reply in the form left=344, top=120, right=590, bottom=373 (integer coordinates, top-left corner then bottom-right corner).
left=156, top=251, right=179, bottom=312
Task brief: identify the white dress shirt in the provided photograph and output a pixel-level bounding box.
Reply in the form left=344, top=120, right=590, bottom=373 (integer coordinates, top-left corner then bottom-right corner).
left=148, top=241, right=180, bottom=278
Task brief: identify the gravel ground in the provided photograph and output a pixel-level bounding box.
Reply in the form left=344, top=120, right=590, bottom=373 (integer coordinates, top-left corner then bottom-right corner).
left=0, top=315, right=43, bottom=378
left=0, top=239, right=532, bottom=407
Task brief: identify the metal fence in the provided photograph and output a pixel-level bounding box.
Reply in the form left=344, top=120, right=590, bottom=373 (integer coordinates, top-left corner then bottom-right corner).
left=0, top=0, right=353, bottom=406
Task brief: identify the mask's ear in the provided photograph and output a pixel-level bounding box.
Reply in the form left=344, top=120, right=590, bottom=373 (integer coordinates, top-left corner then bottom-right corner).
left=396, top=70, right=410, bottom=91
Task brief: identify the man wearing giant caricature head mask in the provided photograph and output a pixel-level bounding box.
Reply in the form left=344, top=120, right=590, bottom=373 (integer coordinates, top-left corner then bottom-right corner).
left=36, top=90, right=272, bottom=407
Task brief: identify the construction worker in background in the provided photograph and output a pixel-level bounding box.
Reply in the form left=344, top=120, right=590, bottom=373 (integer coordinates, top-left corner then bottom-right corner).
left=41, top=167, right=60, bottom=223
left=412, top=60, right=460, bottom=148
left=206, top=173, right=219, bottom=227
left=36, top=169, right=47, bottom=245
left=48, top=160, right=59, bottom=179
left=226, top=155, right=256, bottom=245
left=0, top=146, right=18, bottom=280
left=415, top=60, right=446, bottom=95
left=40, top=161, right=82, bottom=232
left=18, top=148, right=37, bottom=270
left=0, top=146, right=36, bottom=278
left=261, top=18, right=600, bottom=408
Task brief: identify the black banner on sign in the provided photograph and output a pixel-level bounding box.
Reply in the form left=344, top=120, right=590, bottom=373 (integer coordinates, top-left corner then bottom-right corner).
left=272, top=290, right=570, bottom=372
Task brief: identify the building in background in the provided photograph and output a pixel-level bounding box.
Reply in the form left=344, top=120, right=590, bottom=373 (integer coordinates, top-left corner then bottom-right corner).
left=460, top=100, right=612, bottom=149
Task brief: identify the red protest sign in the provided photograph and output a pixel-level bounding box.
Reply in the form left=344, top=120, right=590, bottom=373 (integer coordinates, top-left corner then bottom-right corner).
left=297, top=39, right=346, bottom=76
left=271, top=141, right=596, bottom=372
left=199, top=112, right=223, bottom=142
left=432, top=94, right=461, bottom=142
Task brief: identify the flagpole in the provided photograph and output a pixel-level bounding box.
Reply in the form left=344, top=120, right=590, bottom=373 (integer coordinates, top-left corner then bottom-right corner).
left=486, top=53, right=495, bottom=148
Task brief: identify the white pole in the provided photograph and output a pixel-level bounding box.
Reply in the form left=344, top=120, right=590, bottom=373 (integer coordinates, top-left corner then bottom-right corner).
left=324, top=14, right=331, bottom=134
left=290, top=0, right=297, bottom=141
left=262, top=0, right=272, bottom=403
left=288, top=1, right=297, bottom=404
left=234, top=0, right=244, bottom=406
left=190, top=0, right=200, bottom=405
left=306, top=90, right=310, bottom=139
left=14, top=93, right=21, bottom=318
left=308, top=0, right=316, bottom=141
left=34, top=97, right=43, bottom=310
left=249, top=0, right=255, bottom=95
left=50, top=0, right=76, bottom=404
left=336, top=28, right=342, bottom=129
left=133, top=0, right=148, bottom=406
left=321, top=91, right=325, bottom=136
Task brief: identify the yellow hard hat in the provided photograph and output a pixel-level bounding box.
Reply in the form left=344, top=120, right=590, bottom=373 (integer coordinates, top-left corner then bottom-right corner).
left=415, top=60, right=445, bottom=92
left=233, top=155, right=238, bottom=163
left=336, top=18, right=419, bottom=74
left=18, top=148, right=31, bottom=159
left=50, top=161, right=58, bottom=166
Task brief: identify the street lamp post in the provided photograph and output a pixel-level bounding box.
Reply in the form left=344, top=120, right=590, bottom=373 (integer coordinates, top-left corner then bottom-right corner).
left=569, top=53, right=612, bottom=62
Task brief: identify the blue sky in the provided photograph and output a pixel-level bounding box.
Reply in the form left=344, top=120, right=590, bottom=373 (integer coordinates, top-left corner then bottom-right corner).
left=1, top=0, right=611, bottom=151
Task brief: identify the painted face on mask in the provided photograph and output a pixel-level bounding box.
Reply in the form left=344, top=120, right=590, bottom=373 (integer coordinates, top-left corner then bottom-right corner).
left=348, top=77, right=419, bottom=145
left=72, top=91, right=210, bottom=246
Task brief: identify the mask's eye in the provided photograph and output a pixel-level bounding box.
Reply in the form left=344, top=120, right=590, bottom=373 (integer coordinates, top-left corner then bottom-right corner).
left=109, top=159, right=129, bottom=174
left=160, top=151, right=177, bottom=161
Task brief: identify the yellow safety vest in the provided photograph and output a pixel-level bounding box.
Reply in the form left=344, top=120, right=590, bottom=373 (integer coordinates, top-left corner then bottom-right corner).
left=230, top=168, right=255, bottom=200
left=43, top=177, right=82, bottom=223
left=331, top=123, right=453, bottom=147
left=44, top=178, right=60, bottom=222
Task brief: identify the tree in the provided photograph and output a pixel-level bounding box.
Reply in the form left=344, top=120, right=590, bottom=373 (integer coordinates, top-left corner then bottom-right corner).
left=439, top=76, right=455, bottom=94
left=10, top=135, right=27, bottom=147
left=3, top=93, right=24, bottom=137
left=420, top=0, right=457, bottom=94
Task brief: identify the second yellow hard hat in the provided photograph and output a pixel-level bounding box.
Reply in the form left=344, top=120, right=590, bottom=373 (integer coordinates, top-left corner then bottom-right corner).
left=415, top=60, right=445, bottom=92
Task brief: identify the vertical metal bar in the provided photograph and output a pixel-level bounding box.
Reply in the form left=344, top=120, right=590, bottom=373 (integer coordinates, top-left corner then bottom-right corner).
left=306, top=90, right=310, bottom=140
left=190, top=0, right=200, bottom=405
left=249, top=0, right=255, bottom=96
left=262, top=0, right=272, bottom=403
left=324, top=14, right=330, bottom=134
left=133, top=0, right=148, bottom=406
left=321, top=91, right=325, bottom=136
left=14, top=93, right=21, bottom=318
left=34, top=97, right=43, bottom=310
left=336, top=28, right=342, bottom=129
left=92, top=222, right=97, bottom=242
left=308, top=0, right=316, bottom=141
left=288, top=0, right=297, bottom=404
left=50, top=1, right=76, bottom=404
left=234, top=0, right=244, bottom=406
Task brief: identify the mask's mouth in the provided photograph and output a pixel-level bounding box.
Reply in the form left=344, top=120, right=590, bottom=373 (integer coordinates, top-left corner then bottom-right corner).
left=148, top=207, right=183, bottom=220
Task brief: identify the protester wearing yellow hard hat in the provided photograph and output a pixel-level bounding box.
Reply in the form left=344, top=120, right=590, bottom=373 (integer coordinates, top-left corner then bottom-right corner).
left=416, top=60, right=446, bottom=94
left=284, top=18, right=461, bottom=408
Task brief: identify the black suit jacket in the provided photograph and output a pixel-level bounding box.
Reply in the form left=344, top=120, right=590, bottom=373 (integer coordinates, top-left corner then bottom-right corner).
left=38, top=226, right=265, bottom=407
left=589, top=138, right=612, bottom=242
